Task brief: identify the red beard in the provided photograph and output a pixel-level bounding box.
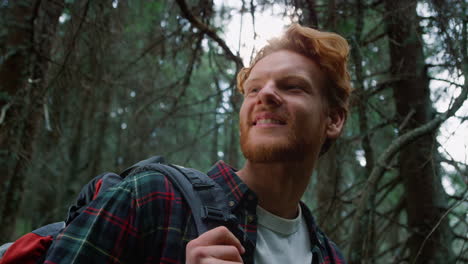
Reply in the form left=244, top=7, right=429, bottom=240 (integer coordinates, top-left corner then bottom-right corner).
left=239, top=115, right=315, bottom=163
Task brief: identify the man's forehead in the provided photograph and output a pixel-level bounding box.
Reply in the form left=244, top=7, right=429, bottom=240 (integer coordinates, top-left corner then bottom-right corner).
left=246, top=50, right=322, bottom=82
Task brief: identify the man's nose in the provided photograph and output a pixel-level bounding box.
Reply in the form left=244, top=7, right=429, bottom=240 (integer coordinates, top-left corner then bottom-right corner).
left=256, top=81, right=282, bottom=107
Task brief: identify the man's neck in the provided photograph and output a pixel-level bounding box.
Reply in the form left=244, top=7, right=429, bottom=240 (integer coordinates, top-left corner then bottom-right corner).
left=237, top=159, right=316, bottom=219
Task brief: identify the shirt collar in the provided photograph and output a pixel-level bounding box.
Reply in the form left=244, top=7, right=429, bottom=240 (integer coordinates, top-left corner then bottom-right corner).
left=206, top=161, right=254, bottom=210
left=300, top=201, right=326, bottom=251
left=207, top=161, right=323, bottom=251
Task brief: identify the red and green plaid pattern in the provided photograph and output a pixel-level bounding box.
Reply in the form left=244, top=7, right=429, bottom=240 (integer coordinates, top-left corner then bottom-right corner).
left=44, top=161, right=346, bottom=264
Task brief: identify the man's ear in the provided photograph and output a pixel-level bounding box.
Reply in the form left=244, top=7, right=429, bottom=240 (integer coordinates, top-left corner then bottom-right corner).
left=326, top=109, right=346, bottom=139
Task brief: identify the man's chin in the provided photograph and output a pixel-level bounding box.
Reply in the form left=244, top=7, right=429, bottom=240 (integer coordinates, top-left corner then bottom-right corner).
left=240, top=141, right=311, bottom=163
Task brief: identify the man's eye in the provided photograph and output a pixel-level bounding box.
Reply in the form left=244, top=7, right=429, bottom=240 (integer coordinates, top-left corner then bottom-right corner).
left=247, top=87, right=260, bottom=94
left=285, top=85, right=303, bottom=91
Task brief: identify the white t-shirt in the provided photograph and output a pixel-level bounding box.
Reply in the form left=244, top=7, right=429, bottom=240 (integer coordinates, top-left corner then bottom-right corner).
left=254, top=205, right=312, bottom=264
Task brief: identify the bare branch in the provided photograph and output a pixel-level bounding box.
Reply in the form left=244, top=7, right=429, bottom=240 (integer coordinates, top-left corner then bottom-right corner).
left=348, top=49, right=468, bottom=262
left=175, top=0, right=244, bottom=69
left=430, top=77, right=464, bottom=88
left=412, top=193, right=468, bottom=264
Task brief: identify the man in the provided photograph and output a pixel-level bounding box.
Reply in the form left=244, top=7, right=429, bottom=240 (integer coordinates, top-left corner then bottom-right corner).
left=44, top=24, right=351, bottom=264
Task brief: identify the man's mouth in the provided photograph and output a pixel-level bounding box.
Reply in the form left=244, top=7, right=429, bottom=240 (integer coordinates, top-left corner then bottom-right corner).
left=253, top=115, right=287, bottom=126
left=255, top=119, right=285, bottom=125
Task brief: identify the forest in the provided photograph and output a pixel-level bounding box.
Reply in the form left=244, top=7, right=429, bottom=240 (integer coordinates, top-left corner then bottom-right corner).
left=0, top=0, right=467, bottom=263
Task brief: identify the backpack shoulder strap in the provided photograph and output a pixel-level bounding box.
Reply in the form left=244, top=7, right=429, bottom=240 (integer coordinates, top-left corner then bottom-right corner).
left=172, top=166, right=254, bottom=264
left=138, top=163, right=235, bottom=235
left=120, top=156, right=166, bottom=178
left=173, top=165, right=236, bottom=232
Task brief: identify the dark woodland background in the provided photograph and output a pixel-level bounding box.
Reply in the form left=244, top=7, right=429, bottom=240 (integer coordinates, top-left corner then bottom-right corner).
left=1, top=0, right=467, bottom=263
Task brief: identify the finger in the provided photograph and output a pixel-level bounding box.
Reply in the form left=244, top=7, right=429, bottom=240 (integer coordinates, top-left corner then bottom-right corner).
left=190, top=226, right=245, bottom=253
left=186, top=244, right=244, bottom=264
left=197, top=245, right=243, bottom=262
left=201, top=259, right=243, bottom=264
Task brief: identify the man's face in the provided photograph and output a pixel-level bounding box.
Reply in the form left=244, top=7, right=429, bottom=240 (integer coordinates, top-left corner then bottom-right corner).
left=239, top=50, right=331, bottom=163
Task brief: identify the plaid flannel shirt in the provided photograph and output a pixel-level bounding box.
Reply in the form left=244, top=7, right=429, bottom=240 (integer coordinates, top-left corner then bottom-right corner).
left=44, top=161, right=346, bottom=264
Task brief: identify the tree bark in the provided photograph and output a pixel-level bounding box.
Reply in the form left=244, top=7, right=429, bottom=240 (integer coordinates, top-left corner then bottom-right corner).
left=347, top=0, right=377, bottom=262
left=88, top=3, right=113, bottom=177
left=227, top=110, right=240, bottom=169
left=0, top=0, right=64, bottom=240
left=314, top=145, right=343, bottom=241
left=384, top=0, right=454, bottom=263
left=210, top=81, right=222, bottom=163
left=227, top=88, right=242, bottom=169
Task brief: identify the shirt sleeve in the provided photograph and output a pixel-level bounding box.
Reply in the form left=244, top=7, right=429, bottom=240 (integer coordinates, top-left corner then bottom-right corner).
left=327, top=239, right=347, bottom=264
left=44, top=179, right=143, bottom=264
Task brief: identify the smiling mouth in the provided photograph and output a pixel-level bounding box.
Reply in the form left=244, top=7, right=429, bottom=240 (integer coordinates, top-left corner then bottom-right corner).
left=253, top=118, right=286, bottom=126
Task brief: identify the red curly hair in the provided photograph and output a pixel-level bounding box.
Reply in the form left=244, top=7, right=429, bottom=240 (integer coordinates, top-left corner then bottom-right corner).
left=237, top=24, right=352, bottom=117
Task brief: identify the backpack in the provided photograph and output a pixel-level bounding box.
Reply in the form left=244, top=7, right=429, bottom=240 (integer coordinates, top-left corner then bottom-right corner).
left=0, top=156, right=236, bottom=264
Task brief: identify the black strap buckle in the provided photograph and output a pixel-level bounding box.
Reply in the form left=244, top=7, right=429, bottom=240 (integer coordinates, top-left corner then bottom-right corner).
left=187, top=174, right=215, bottom=189
left=202, top=206, right=227, bottom=222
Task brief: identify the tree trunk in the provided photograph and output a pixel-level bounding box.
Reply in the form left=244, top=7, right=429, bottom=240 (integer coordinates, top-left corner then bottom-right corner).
left=314, top=145, right=343, bottom=241
left=0, top=0, right=64, bottom=240
left=227, top=114, right=240, bottom=169
left=87, top=3, right=114, bottom=177
left=347, top=0, right=376, bottom=262
left=227, top=91, right=242, bottom=169
left=210, top=84, right=222, bottom=163
left=384, top=0, right=454, bottom=263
